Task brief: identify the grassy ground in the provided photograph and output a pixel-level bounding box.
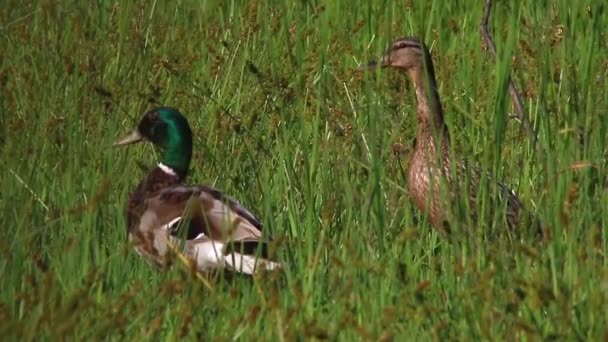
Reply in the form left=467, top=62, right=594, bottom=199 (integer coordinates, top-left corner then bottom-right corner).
left=1, top=0, right=606, bottom=340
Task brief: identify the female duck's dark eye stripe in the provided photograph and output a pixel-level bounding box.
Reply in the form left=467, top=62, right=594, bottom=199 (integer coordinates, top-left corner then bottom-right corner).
left=391, top=42, right=420, bottom=51
left=394, top=42, right=421, bottom=50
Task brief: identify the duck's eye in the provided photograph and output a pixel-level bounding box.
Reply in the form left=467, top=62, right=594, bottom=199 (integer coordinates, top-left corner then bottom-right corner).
left=393, top=42, right=407, bottom=51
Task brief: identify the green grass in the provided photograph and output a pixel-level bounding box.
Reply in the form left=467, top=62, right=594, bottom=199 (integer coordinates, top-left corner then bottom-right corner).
left=1, top=0, right=607, bottom=340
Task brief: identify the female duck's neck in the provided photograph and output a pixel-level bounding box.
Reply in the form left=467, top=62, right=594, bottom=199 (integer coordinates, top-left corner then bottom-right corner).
left=408, top=66, right=447, bottom=137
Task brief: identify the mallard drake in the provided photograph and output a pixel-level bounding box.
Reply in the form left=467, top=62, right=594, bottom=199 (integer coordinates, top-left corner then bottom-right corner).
left=113, top=107, right=282, bottom=274
left=362, top=37, right=538, bottom=236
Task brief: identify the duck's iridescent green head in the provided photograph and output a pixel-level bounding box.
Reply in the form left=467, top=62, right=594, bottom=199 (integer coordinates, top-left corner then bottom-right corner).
left=114, top=107, right=193, bottom=176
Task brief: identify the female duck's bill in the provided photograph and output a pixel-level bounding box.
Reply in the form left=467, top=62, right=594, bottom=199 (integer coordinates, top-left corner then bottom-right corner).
left=357, top=59, right=381, bottom=71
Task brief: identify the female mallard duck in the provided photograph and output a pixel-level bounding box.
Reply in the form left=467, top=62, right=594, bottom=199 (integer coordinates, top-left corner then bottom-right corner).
left=113, top=107, right=282, bottom=274
left=362, top=37, right=537, bottom=236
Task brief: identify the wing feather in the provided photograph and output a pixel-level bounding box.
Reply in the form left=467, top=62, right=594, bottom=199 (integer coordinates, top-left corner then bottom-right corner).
left=142, top=185, right=264, bottom=243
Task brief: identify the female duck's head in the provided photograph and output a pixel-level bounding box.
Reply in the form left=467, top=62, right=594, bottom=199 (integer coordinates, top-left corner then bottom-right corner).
left=114, top=107, right=193, bottom=177
left=360, top=37, right=436, bottom=74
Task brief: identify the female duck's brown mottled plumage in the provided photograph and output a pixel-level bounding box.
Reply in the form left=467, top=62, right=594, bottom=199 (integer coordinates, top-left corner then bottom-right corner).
left=364, top=37, right=535, bottom=235
left=114, top=107, right=282, bottom=274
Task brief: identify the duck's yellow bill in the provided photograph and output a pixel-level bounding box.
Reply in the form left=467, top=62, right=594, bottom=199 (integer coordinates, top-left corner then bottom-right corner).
left=112, top=130, right=143, bottom=147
